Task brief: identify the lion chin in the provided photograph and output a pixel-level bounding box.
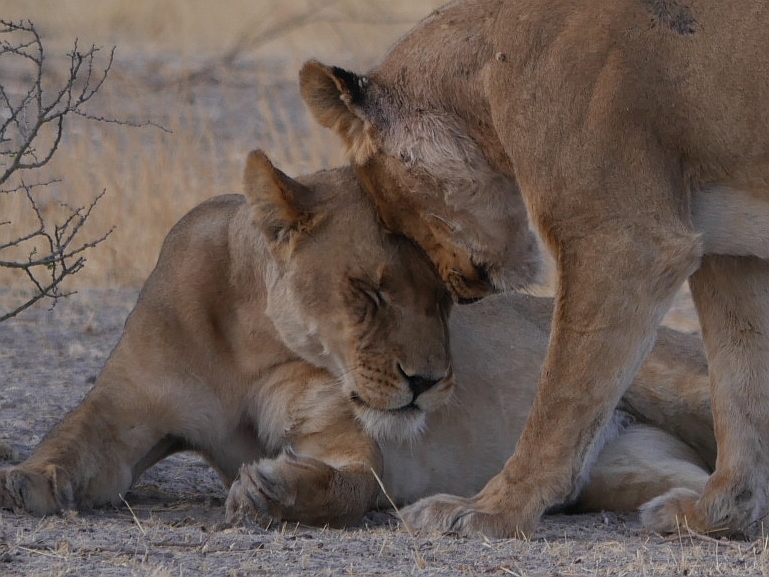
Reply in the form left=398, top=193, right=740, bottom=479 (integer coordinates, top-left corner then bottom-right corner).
left=352, top=403, right=428, bottom=444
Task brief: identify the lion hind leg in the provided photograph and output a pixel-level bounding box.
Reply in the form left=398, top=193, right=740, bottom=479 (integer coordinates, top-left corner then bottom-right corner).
left=577, top=423, right=709, bottom=515
left=678, top=255, right=769, bottom=538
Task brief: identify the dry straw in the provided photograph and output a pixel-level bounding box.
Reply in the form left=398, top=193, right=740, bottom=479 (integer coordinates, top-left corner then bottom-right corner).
left=1, top=0, right=445, bottom=292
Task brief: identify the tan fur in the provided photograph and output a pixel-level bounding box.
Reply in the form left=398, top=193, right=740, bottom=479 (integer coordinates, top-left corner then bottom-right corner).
left=1, top=151, right=716, bottom=530
left=300, top=0, right=769, bottom=538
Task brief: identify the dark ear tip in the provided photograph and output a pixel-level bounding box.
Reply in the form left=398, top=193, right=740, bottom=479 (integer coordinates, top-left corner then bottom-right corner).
left=299, top=60, right=367, bottom=106
left=333, top=67, right=367, bottom=105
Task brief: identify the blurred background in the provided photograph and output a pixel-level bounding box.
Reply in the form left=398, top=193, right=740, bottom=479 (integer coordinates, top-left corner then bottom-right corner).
left=0, top=0, right=445, bottom=290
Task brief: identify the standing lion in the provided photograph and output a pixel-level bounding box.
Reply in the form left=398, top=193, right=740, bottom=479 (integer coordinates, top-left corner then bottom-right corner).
left=300, top=0, right=769, bottom=538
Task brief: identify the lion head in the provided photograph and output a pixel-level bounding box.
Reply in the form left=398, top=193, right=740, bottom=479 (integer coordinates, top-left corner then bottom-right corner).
left=298, top=58, right=541, bottom=302
left=244, top=151, right=455, bottom=441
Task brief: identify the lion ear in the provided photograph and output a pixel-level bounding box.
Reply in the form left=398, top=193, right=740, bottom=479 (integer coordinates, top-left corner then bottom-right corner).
left=243, top=150, right=322, bottom=250
left=299, top=60, right=377, bottom=164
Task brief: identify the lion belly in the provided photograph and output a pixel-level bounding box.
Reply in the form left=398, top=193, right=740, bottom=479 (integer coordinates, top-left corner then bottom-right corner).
left=692, top=185, right=769, bottom=260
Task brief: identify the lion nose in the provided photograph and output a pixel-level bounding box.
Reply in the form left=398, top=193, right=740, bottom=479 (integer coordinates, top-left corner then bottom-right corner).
left=407, top=374, right=440, bottom=398
left=406, top=375, right=440, bottom=399
left=398, top=364, right=442, bottom=399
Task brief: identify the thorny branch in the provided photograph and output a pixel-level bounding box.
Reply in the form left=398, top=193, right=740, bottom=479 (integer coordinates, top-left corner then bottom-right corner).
left=0, top=19, right=136, bottom=321
left=0, top=182, right=114, bottom=323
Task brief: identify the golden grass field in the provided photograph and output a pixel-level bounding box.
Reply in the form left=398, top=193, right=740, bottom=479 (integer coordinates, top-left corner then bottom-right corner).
left=0, top=0, right=445, bottom=289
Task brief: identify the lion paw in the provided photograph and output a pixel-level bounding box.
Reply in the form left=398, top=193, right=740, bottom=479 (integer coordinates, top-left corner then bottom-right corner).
left=640, top=487, right=702, bottom=534
left=0, top=465, right=72, bottom=516
left=225, top=450, right=362, bottom=528
left=225, top=458, right=292, bottom=528
left=400, top=494, right=533, bottom=539
left=640, top=487, right=765, bottom=540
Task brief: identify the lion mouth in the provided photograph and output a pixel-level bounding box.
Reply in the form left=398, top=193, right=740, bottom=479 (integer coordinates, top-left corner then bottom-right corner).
left=348, top=393, right=427, bottom=442
left=349, top=392, right=421, bottom=414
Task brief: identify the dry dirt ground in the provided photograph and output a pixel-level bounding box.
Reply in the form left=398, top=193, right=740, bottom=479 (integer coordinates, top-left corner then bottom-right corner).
left=2, top=289, right=769, bottom=577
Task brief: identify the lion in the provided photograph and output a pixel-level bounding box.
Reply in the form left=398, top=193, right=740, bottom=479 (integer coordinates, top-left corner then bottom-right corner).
left=299, top=0, right=769, bottom=538
left=0, top=151, right=713, bottom=530
left=0, top=150, right=452, bottom=526
left=228, top=292, right=717, bottom=528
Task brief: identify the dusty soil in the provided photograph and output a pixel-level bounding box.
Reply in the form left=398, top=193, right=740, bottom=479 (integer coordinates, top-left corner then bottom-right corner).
left=1, top=289, right=767, bottom=577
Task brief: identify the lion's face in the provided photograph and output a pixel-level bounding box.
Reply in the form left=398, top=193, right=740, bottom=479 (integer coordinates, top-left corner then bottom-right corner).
left=244, top=152, right=454, bottom=441
left=299, top=61, right=541, bottom=302
left=354, top=151, right=539, bottom=302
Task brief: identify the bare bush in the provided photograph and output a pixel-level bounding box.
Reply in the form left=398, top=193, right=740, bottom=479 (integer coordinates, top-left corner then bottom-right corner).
left=0, top=20, right=130, bottom=321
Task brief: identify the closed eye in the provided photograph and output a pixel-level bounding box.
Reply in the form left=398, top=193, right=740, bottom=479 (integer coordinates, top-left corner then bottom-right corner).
left=399, top=150, right=415, bottom=166
left=350, top=278, right=387, bottom=308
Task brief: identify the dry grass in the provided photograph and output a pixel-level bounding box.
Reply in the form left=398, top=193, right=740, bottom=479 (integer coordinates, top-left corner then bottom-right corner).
left=0, top=0, right=444, bottom=58
left=0, top=0, right=445, bottom=289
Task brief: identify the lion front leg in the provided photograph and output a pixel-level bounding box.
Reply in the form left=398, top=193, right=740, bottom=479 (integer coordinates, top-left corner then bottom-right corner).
left=403, top=219, right=701, bottom=538
left=643, top=255, right=769, bottom=539
left=0, top=390, right=130, bottom=515
left=0, top=377, right=185, bottom=516
left=225, top=363, right=385, bottom=529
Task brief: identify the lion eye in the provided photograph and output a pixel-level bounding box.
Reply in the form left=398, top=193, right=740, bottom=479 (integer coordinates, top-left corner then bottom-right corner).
left=399, top=150, right=415, bottom=165
left=350, top=278, right=387, bottom=309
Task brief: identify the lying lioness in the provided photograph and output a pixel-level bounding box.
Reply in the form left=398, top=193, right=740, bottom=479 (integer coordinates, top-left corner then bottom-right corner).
left=0, top=152, right=714, bottom=530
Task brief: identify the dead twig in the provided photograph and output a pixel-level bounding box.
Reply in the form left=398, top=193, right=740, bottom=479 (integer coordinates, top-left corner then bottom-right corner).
left=118, top=493, right=147, bottom=536
left=660, top=522, right=761, bottom=553
left=370, top=467, right=427, bottom=570
left=0, top=19, right=157, bottom=321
